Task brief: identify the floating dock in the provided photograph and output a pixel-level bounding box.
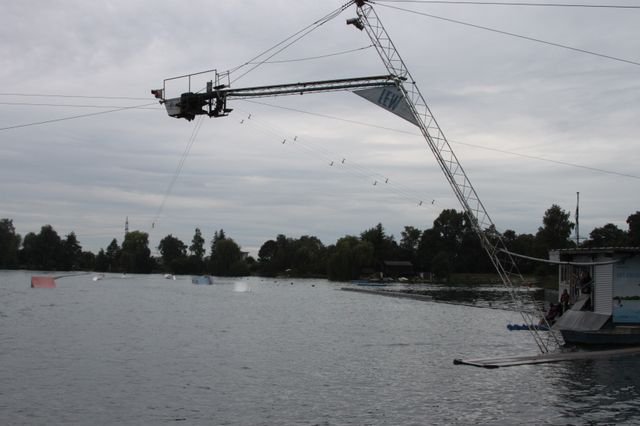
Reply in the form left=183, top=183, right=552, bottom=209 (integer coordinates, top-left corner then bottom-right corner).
left=340, top=287, right=510, bottom=310
left=454, top=346, right=640, bottom=368
left=341, top=287, right=433, bottom=302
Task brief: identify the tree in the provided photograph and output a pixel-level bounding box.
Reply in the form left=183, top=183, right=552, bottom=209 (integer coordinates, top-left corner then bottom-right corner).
left=584, top=224, right=628, bottom=248
left=535, top=204, right=575, bottom=253
left=78, top=251, right=95, bottom=270
left=61, top=232, right=82, bottom=270
left=431, top=251, right=453, bottom=282
left=120, top=231, right=153, bottom=273
left=105, top=238, right=121, bottom=272
left=257, top=234, right=294, bottom=277
left=210, top=229, right=226, bottom=254
left=94, top=249, right=109, bottom=272
left=327, top=235, right=374, bottom=281
left=158, top=234, right=187, bottom=272
left=190, top=228, right=206, bottom=259
left=628, top=212, right=640, bottom=246
left=20, top=225, right=63, bottom=270
left=400, top=225, right=421, bottom=265
left=0, top=219, right=21, bottom=268
left=209, top=237, right=248, bottom=276
left=457, top=222, right=490, bottom=273
left=258, top=239, right=279, bottom=276
left=504, top=231, right=536, bottom=274
left=417, top=209, right=467, bottom=274
left=291, top=235, right=326, bottom=277
left=400, top=226, right=422, bottom=252
left=360, top=223, right=399, bottom=268
left=258, top=239, right=278, bottom=263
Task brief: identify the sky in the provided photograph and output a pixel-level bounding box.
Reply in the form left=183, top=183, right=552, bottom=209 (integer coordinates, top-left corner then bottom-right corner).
left=1, top=0, right=639, bottom=257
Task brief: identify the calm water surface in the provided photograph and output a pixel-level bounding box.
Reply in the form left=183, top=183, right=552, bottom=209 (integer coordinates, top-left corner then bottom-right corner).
left=1, top=271, right=640, bottom=425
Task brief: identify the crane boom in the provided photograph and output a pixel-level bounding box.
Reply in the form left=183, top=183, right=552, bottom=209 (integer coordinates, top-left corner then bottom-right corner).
left=153, top=74, right=402, bottom=121
left=353, top=0, right=562, bottom=352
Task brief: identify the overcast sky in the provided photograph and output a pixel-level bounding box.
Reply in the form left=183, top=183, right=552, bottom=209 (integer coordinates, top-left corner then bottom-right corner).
left=1, top=1, right=639, bottom=257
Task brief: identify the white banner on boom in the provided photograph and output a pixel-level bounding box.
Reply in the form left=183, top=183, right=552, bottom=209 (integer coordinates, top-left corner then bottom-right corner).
left=353, top=86, right=419, bottom=127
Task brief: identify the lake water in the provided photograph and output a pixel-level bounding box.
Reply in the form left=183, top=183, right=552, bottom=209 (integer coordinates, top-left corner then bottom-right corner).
left=2, top=271, right=640, bottom=425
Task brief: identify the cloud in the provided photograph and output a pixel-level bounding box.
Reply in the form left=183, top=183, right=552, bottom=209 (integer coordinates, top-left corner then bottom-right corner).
left=1, top=1, right=638, bottom=257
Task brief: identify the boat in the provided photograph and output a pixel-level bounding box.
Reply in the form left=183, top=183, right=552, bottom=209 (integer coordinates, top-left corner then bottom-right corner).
left=191, top=275, right=213, bottom=285
left=550, top=247, right=640, bottom=346
left=31, top=276, right=56, bottom=288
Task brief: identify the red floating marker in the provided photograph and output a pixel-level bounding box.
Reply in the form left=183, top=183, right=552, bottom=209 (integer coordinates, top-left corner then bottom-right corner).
left=31, top=276, right=56, bottom=288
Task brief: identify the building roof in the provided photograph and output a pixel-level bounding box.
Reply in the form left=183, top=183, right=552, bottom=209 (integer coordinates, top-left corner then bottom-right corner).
left=552, top=247, right=640, bottom=255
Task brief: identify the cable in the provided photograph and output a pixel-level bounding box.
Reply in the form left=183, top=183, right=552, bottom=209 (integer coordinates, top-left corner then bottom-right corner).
left=0, top=101, right=160, bottom=110
left=234, top=106, right=440, bottom=209
left=453, top=140, right=640, bottom=180
left=377, top=3, right=640, bottom=67
left=151, top=116, right=205, bottom=229
left=245, top=45, right=374, bottom=64
left=376, top=0, right=640, bottom=9
left=0, top=93, right=151, bottom=101
left=499, top=248, right=622, bottom=265
left=228, top=2, right=353, bottom=84
left=240, top=99, right=640, bottom=180
left=0, top=102, right=157, bottom=131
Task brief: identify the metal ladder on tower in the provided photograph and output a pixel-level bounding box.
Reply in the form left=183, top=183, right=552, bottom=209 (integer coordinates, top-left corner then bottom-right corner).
left=351, top=0, right=563, bottom=353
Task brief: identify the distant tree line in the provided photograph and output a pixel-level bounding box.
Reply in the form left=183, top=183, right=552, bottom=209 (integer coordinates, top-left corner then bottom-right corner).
left=1, top=206, right=639, bottom=281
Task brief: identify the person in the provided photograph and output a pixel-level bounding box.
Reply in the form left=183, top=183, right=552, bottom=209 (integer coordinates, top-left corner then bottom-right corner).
left=560, top=289, right=570, bottom=314
left=579, top=270, right=592, bottom=295
left=541, top=303, right=561, bottom=325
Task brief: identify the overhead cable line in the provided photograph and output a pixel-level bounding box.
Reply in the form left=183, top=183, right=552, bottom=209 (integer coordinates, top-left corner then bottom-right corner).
left=0, top=103, right=157, bottom=132
left=377, top=3, right=640, bottom=67
left=228, top=3, right=352, bottom=84
left=0, top=101, right=160, bottom=110
left=234, top=106, right=439, bottom=208
left=246, top=45, right=374, bottom=64
left=376, top=0, right=640, bottom=9
left=453, top=140, right=640, bottom=179
left=241, top=99, right=640, bottom=180
left=0, top=93, right=151, bottom=101
left=151, top=116, right=205, bottom=230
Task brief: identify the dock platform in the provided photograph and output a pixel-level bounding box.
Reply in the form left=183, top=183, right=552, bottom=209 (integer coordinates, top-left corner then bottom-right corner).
left=340, top=287, right=433, bottom=302
left=454, top=346, right=640, bottom=368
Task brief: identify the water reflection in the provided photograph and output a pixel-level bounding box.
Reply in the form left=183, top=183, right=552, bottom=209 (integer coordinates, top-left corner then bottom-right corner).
left=379, top=283, right=545, bottom=311
left=548, top=357, right=640, bottom=425
left=3, top=271, right=640, bottom=425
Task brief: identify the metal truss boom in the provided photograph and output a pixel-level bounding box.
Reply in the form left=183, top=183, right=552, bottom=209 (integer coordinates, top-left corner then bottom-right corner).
left=155, top=74, right=402, bottom=121
left=354, top=0, right=562, bottom=353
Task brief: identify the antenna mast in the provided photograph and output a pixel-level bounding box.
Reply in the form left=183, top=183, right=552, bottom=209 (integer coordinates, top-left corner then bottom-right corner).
left=576, top=192, right=580, bottom=246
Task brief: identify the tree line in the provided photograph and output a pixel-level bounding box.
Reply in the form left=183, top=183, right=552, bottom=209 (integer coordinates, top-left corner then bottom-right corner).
left=1, top=205, right=638, bottom=281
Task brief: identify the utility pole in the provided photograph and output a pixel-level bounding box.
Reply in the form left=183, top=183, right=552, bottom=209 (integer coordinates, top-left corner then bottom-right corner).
left=576, top=192, right=580, bottom=246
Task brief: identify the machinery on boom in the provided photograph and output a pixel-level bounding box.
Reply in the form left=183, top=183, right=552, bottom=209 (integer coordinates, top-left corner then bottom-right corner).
left=152, top=73, right=403, bottom=121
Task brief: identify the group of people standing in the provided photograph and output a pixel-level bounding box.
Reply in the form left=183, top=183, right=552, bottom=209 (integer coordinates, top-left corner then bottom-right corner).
left=543, top=268, right=592, bottom=325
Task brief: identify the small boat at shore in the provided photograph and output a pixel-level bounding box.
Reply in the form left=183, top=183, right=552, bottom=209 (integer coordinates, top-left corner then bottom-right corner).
left=192, top=275, right=213, bottom=285
left=550, top=247, right=640, bottom=346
